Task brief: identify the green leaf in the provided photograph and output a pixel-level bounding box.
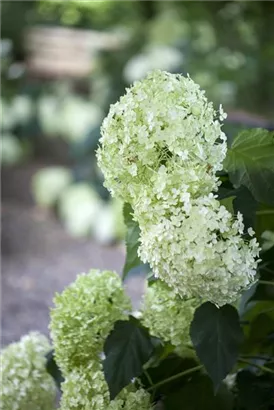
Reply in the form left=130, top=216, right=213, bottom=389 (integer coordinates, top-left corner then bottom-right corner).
left=233, top=186, right=258, bottom=230
left=224, top=128, right=274, bottom=206
left=236, top=370, right=274, bottom=410
left=241, top=312, right=274, bottom=357
left=256, top=204, right=274, bottom=239
left=122, top=203, right=142, bottom=280
left=190, top=302, right=243, bottom=390
left=220, top=196, right=236, bottom=214
left=45, top=350, right=64, bottom=389
left=248, top=247, right=274, bottom=303
left=103, top=316, right=154, bottom=400
left=164, top=375, right=234, bottom=410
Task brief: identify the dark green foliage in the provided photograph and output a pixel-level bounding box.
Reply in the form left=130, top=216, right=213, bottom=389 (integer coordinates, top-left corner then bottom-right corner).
left=190, top=302, right=244, bottom=390
left=164, top=375, right=234, bottom=410
left=224, top=129, right=274, bottom=206
left=141, top=354, right=200, bottom=397
left=45, top=349, right=64, bottom=389
left=236, top=370, right=274, bottom=410
left=103, top=316, right=154, bottom=400
left=122, top=203, right=142, bottom=280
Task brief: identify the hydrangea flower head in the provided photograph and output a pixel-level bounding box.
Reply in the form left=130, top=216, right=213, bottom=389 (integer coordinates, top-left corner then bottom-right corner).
left=50, top=270, right=132, bottom=374
left=97, top=70, right=227, bottom=204
left=141, top=279, right=200, bottom=349
left=138, top=194, right=260, bottom=306
left=1, top=332, right=57, bottom=410
left=59, top=361, right=152, bottom=410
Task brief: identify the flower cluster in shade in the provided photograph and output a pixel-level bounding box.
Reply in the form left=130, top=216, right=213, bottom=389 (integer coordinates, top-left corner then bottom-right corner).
left=0, top=332, right=57, bottom=410
left=141, top=280, right=199, bottom=351
left=59, top=361, right=151, bottom=410
left=97, top=69, right=227, bottom=205
left=97, top=69, right=260, bottom=306
left=50, top=270, right=153, bottom=409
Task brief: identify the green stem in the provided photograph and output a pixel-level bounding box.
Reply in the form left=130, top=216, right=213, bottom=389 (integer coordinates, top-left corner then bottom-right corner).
left=144, top=369, right=154, bottom=387
left=147, top=365, right=203, bottom=392
left=240, top=354, right=273, bottom=361
left=256, top=210, right=274, bottom=216
left=259, top=280, right=274, bottom=286
left=239, top=357, right=274, bottom=375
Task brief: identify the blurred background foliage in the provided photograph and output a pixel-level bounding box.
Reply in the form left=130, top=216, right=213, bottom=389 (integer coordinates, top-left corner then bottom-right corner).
left=1, top=0, right=274, bottom=244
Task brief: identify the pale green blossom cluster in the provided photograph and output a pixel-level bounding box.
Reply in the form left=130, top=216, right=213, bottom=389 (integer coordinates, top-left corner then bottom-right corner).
left=50, top=270, right=153, bottom=409
left=0, top=332, right=57, bottom=410
left=50, top=269, right=132, bottom=373
left=59, top=362, right=151, bottom=410
left=97, top=70, right=260, bottom=306
left=97, top=69, right=227, bottom=204
left=141, top=280, right=199, bottom=349
left=138, top=195, right=260, bottom=305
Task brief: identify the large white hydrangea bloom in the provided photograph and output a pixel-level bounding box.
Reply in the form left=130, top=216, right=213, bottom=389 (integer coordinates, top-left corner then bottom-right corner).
left=0, top=332, right=57, bottom=410
left=97, top=69, right=260, bottom=306
left=138, top=194, right=260, bottom=306
left=141, top=280, right=200, bottom=349
left=59, top=361, right=152, bottom=410
left=50, top=270, right=132, bottom=374
left=97, top=70, right=227, bottom=204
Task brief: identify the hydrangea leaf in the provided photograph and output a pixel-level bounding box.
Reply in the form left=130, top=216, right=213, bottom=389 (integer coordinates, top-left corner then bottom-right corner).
left=220, top=196, right=235, bottom=214
left=190, top=302, right=244, bottom=390
left=103, top=316, right=154, bottom=400
left=224, top=128, right=274, bottom=206
left=232, top=186, right=258, bottom=230
left=122, top=203, right=142, bottom=280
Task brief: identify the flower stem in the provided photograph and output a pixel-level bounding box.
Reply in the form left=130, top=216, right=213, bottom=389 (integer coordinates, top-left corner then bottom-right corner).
left=238, top=357, right=274, bottom=375
left=144, top=369, right=154, bottom=386
left=147, top=365, right=203, bottom=392
left=259, top=280, right=274, bottom=286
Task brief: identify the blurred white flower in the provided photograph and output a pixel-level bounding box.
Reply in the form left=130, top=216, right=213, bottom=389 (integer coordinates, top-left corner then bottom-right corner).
left=59, top=97, right=103, bottom=143
left=1, top=134, right=25, bottom=165
left=37, top=95, right=61, bottom=137
left=58, top=183, right=102, bottom=237
left=124, top=46, right=183, bottom=83
left=0, top=39, right=12, bottom=58
left=1, top=99, right=15, bottom=131
left=32, top=166, right=72, bottom=208
left=38, top=94, right=103, bottom=142
left=11, top=95, right=33, bottom=125
left=261, top=230, right=274, bottom=252
left=93, top=198, right=125, bottom=245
